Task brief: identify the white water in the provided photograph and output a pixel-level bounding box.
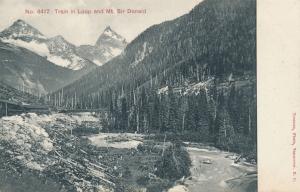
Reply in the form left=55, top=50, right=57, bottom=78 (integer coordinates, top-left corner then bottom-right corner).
left=169, top=146, right=257, bottom=192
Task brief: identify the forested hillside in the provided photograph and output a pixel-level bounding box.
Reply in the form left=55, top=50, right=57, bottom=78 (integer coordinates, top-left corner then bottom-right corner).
left=0, top=40, right=92, bottom=95
left=0, top=82, right=43, bottom=104
left=50, top=0, right=256, bottom=158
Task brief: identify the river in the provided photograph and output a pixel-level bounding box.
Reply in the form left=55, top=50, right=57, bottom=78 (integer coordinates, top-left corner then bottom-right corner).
left=169, top=145, right=257, bottom=192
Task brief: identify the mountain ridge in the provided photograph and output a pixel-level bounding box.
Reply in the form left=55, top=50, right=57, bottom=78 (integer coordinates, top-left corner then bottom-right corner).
left=0, top=20, right=127, bottom=69
left=0, top=20, right=95, bottom=70
left=0, top=20, right=128, bottom=93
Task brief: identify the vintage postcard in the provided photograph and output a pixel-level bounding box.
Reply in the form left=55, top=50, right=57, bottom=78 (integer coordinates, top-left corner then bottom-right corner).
left=0, top=0, right=297, bottom=191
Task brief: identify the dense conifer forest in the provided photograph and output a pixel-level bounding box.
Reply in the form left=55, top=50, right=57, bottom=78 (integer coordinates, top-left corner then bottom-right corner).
left=49, top=0, right=257, bottom=159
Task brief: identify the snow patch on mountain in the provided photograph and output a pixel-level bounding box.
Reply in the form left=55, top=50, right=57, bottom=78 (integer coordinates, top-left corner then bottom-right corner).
left=1, top=37, right=86, bottom=70
left=1, top=38, right=49, bottom=56
left=110, top=47, right=123, bottom=56
left=68, top=54, right=87, bottom=70
left=93, top=59, right=103, bottom=66
left=6, top=32, right=46, bottom=40
left=47, top=55, right=70, bottom=68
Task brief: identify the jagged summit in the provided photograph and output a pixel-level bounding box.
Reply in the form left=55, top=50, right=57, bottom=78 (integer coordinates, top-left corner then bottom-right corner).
left=95, top=26, right=127, bottom=47
left=77, top=26, right=127, bottom=66
left=0, top=19, right=127, bottom=69
left=0, top=19, right=46, bottom=40
left=103, top=26, right=116, bottom=35
left=0, top=19, right=95, bottom=71
left=14, top=19, right=27, bottom=25
left=104, top=25, right=112, bottom=31
left=12, top=19, right=32, bottom=28
left=52, top=35, right=65, bottom=40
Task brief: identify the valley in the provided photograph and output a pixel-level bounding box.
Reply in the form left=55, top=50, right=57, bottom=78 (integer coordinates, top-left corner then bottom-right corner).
left=0, top=112, right=257, bottom=192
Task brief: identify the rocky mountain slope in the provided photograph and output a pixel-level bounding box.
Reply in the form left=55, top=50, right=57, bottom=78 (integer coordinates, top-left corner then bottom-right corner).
left=76, top=26, right=127, bottom=66
left=0, top=40, right=83, bottom=94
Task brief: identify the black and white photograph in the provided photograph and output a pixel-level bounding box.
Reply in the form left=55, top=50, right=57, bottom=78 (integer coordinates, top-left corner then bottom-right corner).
left=0, top=0, right=257, bottom=191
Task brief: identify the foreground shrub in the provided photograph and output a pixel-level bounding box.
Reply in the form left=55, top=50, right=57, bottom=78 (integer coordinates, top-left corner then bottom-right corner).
left=155, top=142, right=191, bottom=180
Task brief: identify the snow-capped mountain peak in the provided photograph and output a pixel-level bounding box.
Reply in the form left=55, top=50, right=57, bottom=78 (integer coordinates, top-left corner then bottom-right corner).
left=14, top=19, right=29, bottom=26
left=46, top=35, right=96, bottom=70
left=104, top=25, right=112, bottom=32
left=13, top=19, right=29, bottom=27
left=0, top=20, right=127, bottom=70
left=77, top=26, right=127, bottom=66
left=0, top=19, right=46, bottom=40
left=0, top=19, right=96, bottom=71
left=102, top=26, right=124, bottom=41
left=95, top=26, right=127, bottom=47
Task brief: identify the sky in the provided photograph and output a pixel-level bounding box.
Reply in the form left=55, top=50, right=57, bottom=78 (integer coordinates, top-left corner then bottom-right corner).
left=0, top=0, right=203, bottom=45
